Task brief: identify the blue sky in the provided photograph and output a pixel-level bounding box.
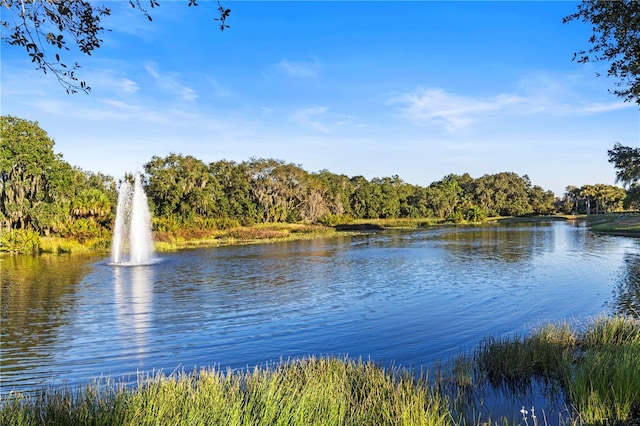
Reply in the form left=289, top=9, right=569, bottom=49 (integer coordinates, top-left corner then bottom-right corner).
left=2, top=1, right=638, bottom=196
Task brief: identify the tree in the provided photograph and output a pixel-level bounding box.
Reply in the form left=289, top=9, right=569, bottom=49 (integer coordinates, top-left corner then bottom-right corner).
left=245, top=158, right=314, bottom=223
left=1, top=115, right=66, bottom=231
left=0, top=115, right=113, bottom=236
left=592, top=183, right=626, bottom=213
left=562, top=185, right=582, bottom=214
left=580, top=184, right=597, bottom=215
left=528, top=185, right=555, bottom=215
left=426, top=175, right=464, bottom=219
left=349, top=176, right=386, bottom=219
left=564, top=0, right=640, bottom=104
left=608, top=142, right=640, bottom=188
left=624, top=182, right=640, bottom=210
left=466, top=172, right=533, bottom=217
left=209, top=159, right=259, bottom=224
left=71, top=189, right=112, bottom=221
left=144, top=153, right=220, bottom=219
left=1, top=0, right=230, bottom=94
left=312, top=170, right=354, bottom=218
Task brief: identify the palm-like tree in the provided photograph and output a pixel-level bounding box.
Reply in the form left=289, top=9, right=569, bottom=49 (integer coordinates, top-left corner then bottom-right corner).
left=71, top=189, right=112, bottom=220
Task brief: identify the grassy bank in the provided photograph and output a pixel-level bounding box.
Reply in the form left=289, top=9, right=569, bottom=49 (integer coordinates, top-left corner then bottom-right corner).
left=585, top=213, right=640, bottom=236
left=153, top=223, right=345, bottom=251
left=6, top=213, right=640, bottom=255
left=2, top=316, right=638, bottom=425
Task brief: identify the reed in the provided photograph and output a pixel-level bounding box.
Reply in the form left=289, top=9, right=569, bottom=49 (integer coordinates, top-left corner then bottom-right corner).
left=580, top=315, right=640, bottom=348
left=153, top=224, right=340, bottom=251
left=567, top=346, right=640, bottom=424
left=467, top=316, right=640, bottom=425
left=0, top=357, right=449, bottom=426
left=474, top=321, right=576, bottom=389
left=564, top=316, right=640, bottom=424
left=39, top=236, right=103, bottom=254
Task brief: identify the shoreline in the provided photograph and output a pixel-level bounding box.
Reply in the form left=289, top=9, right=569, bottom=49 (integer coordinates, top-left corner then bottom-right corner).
left=4, top=214, right=640, bottom=256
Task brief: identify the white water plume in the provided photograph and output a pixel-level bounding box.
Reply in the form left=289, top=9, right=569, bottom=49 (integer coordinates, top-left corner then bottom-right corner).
left=110, top=174, right=155, bottom=265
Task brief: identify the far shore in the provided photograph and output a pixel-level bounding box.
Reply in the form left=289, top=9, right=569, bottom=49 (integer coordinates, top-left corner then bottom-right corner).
left=24, top=213, right=640, bottom=256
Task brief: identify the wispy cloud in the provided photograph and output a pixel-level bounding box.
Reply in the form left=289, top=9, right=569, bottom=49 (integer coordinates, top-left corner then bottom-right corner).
left=145, top=63, right=198, bottom=101
left=388, top=88, right=522, bottom=131
left=91, top=70, right=139, bottom=94
left=27, top=98, right=165, bottom=122
left=274, top=58, right=320, bottom=78
left=513, top=71, right=635, bottom=115
left=389, top=81, right=635, bottom=133
left=291, top=105, right=351, bottom=133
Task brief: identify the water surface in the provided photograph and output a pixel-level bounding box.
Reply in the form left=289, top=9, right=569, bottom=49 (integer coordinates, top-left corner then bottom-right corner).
left=1, top=221, right=639, bottom=394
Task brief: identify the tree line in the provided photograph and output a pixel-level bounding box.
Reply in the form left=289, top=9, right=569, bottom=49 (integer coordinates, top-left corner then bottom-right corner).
left=0, top=115, right=631, bottom=246
left=144, top=153, right=557, bottom=229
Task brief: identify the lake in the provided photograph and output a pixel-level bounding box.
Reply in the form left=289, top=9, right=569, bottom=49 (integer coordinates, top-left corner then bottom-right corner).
left=1, top=220, right=639, bottom=395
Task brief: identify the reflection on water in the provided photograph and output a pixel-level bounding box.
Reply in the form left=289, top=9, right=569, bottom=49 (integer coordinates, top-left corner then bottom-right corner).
left=0, top=255, right=98, bottom=387
left=1, top=221, right=639, bottom=396
left=612, top=251, right=640, bottom=315
left=114, top=265, right=153, bottom=358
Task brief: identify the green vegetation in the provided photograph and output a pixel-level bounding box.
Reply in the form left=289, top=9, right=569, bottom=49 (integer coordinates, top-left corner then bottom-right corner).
left=1, top=116, right=116, bottom=253
left=558, top=185, right=627, bottom=215
left=1, top=115, right=561, bottom=255
left=0, top=357, right=448, bottom=426
left=580, top=214, right=640, bottom=236
left=467, top=315, right=640, bottom=425
left=2, top=114, right=640, bottom=256
left=154, top=223, right=343, bottom=251
left=563, top=0, right=640, bottom=105
left=2, top=316, right=638, bottom=425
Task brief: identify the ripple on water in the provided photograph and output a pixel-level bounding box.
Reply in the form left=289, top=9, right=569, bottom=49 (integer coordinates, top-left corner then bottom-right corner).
left=0, top=222, right=633, bottom=395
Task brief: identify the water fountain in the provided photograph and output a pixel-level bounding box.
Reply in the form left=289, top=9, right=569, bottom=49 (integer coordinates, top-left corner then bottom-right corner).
left=110, top=173, right=155, bottom=265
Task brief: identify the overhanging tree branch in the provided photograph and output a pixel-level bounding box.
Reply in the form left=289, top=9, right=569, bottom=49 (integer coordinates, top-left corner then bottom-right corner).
left=1, top=0, right=230, bottom=94
left=564, top=0, right=640, bottom=105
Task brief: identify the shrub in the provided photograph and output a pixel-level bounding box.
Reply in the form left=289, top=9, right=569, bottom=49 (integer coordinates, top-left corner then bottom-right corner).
left=60, top=218, right=108, bottom=243
left=0, top=228, right=41, bottom=254
left=464, top=206, right=486, bottom=223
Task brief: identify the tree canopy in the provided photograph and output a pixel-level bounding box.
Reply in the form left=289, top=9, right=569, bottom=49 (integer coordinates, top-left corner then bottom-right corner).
left=1, top=0, right=230, bottom=93
left=0, top=115, right=116, bottom=239
left=564, top=0, right=640, bottom=104
left=560, top=183, right=626, bottom=214
left=608, top=142, right=640, bottom=188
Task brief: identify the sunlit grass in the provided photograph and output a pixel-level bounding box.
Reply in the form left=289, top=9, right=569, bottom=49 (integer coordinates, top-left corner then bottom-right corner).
left=0, top=357, right=449, bottom=426
left=465, top=315, right=640, bottom=425
left=39, top=236, right=108, bottom=254
left=154, top=223, right=342, bottom=251
left=350, top=218, right=445, bottom=228
left=587, top=213, right=640, bottom=233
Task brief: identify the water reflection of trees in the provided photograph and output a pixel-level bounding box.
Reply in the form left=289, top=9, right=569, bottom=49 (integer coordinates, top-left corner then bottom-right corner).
left=438, top=223, right=555, bottom=263
left=0, top=255, right=94, bottom=381
left=611, top=253, right=640, bottom=315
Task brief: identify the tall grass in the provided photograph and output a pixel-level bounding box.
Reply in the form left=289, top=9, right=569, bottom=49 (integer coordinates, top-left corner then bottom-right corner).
left=0, top=357, right=449, bottom=426
left=568, top=346, right=640, bottom=424
left=154, top=223, right=340, bottom=251
left=475, top=321, right=576, bottom=388
left=2, top=317, right=638, bottom=425
left=566, top=316, right=640, bottom=424
left=469, top=315, right=640, bottom=425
